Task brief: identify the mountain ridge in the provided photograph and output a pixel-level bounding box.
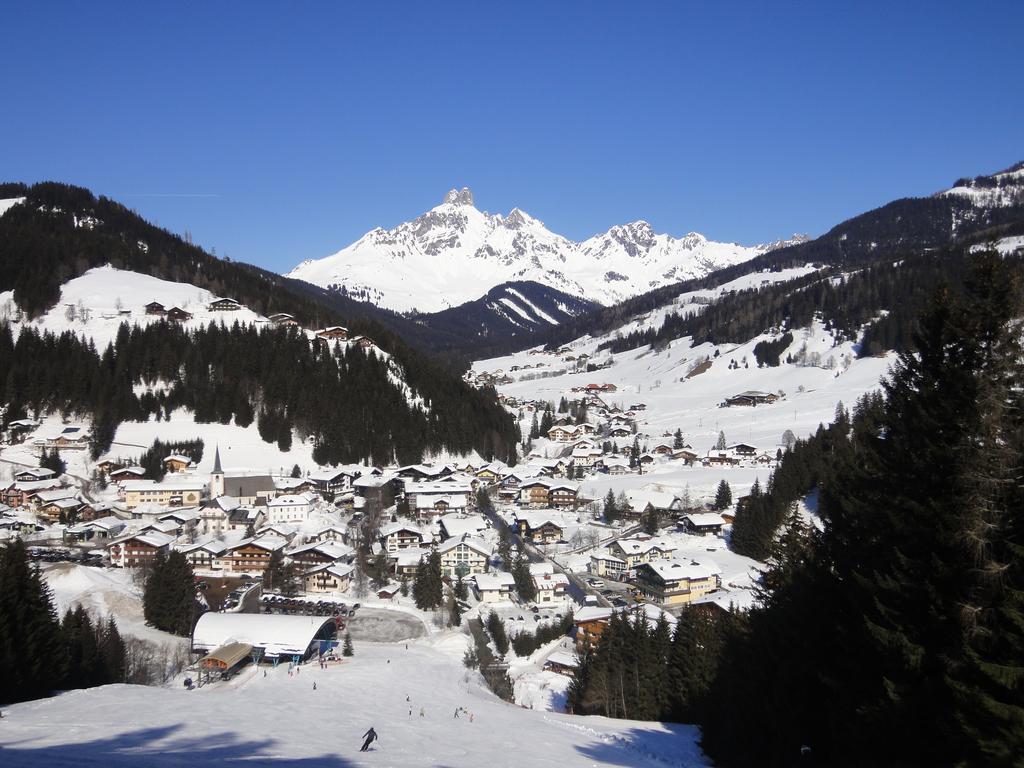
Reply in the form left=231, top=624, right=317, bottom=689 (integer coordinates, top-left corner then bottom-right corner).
left=287, top=188, right=806, bottom=313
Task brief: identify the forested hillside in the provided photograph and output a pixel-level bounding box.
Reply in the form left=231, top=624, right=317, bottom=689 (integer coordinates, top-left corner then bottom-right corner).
left=459, top=162, right=1024, bottom=360
left=0, top=182, right=518, bottom=463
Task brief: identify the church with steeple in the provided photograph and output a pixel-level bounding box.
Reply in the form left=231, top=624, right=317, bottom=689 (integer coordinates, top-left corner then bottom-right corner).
left=209, top=445, right=225, bottom=499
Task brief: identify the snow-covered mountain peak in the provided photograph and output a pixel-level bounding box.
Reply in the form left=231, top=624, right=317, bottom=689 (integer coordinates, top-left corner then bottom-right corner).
left=442, top=187, right=475, bottom=206
left=288, top=190, right=792, bottom=313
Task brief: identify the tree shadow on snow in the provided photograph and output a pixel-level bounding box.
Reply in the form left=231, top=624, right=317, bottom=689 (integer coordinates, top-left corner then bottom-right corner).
left=0, top=723, right=357, bottom=767
left=573, top=724, right=710, bottom=768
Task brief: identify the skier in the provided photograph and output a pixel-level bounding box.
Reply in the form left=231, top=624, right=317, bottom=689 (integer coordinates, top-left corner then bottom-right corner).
left=454, top=707, right=460, bottom=719
left=419, top=707, right=425, bottom=718
left=313, top=682, right=317, bottom=690
left=360, top=727, right=378, bottom=752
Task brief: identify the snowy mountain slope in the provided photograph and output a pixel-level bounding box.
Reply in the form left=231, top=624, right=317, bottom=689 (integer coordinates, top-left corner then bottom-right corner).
left=0, top=266, right=431, bottom=471
left=288, top=187, right=803, bottom=313
left=471, top=266, right=892, bottom=504
left=413, top=280, right=601, bottom=344
left=0, top=639, right=710, bottom=768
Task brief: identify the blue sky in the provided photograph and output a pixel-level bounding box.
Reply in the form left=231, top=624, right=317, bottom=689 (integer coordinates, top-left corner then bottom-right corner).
left=2, top=1, right=1021, bottom=272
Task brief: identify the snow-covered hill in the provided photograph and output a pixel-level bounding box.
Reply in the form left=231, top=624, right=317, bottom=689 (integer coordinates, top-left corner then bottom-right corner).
left=472, top=265, right=894, bottom=504
left=0, top=638, right=709, bottom=768
left=0, top=266, right=418, bottom=473
left=288, top=188, right=804, bottom=313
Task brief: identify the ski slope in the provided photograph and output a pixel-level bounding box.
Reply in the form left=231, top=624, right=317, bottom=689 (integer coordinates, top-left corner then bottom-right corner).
left=0, top=638, right=710, bottom=768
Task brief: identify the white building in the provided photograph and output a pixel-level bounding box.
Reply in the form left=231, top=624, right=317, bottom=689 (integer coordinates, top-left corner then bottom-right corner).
left=267, top=492, right=316, bottom=524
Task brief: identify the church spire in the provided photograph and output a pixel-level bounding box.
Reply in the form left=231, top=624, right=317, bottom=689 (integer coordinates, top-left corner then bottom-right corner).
left=213, top=445, right=222, bottom=474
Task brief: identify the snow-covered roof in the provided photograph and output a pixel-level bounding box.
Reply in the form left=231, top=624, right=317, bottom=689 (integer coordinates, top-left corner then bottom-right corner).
left=379, top=523, right=425, bottom=539
left=641, top=558, right=720, bottom=581
left=268, top=493, right=315, bottom=507
left=437, top=536, right=490, bottom=557
left=286, top=541, right=354, bottom=560
left=472, top=571, right=516, bottom=591
left=304, top=562, right=354, bottom=579
left=545, top=651, right=578, bottom=669
left=438, top=513, right=487, bottom=539
left=192, top=613, right=337, bottom=657
left=682, top=512, right=726, bottom=527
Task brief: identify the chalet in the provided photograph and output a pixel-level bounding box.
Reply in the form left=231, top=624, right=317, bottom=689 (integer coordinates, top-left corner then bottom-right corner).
left=634, top=558, right=721, bottom=606
left=256, top=523, right=299, bottom=541
left=673, top=449, right=699, bottom=464
left=145, top=301, right=166, bottom=315
left=312, top=525, right=349, bottom=544
left=518, top=479, right=550, bottom=507
left=163, top=454, right=192, bottom=473
left=351, top=335, right=376, bottom=349
left=93, top=459, right=123, bottom=478
left=603, top=457, right=631, bottom=475
left=531, top=566, right=569, bottom=603
left=4, top=419, right=40, bottom=444
left=315, top=326, right=349, bottom=341
left=166, top=307, right=193, bottom=322
left=514, top=512, right=564, bottom=544
left=208, top=297, right=242, bottom=311
left=390, top=546, right=430, bottom=577
left=473, top=466, right=502, bottom=484
left=472, top=571, right=517, bottom=603
left=548, top=482, right=579, bottom=509
left=722, top=390, right=779, bottom=407
left=438, top=513, right=488, bottom=541
left=179, top=539, right=229, bottom=571
left=437, top=536, right=491, bottom=577
left=76, top=500, right=117, bottom=523
left=571, top=446, right=603, bottom=469
left=14, top=467, right=57, bottom=482
left=267, top=492, right=316, bottom=524
left=304, top=563, right=354, bottom=593
left=37, top=496, right=80, bottom=523
left=308, top=466, right=360, bottom=498
left=574, top=606, right=614, bottom=652
left=36, top=425, right=91, bottom=451
left=3, top=479, right=66, bottom=508
left=608, top=426, right=633, bottom=438
left=274, top=477, right=316, bottom=495
left=651, top=444, right=674, bottom=456
left=64, top=516, right=126, bottom=544
left=546, top=424, right=577, bottom=443
left=405, top=480, right=472, bottom=519
left=378, top=523, right=425, bottom=552
left=224, top=536, right=287, bottom=574
left=536, top=459, right=568, bottom=478
left=397, top=464, right=453, bottom=482
left=607, top=536, right=677, bottom=569
left=268, top=313, right=299, bottom=326
left=109, top=466, right=146, bottom=483
left=543, top=651, right=578, bottom=676
left=285, top=540, right=355, bottom=569
left=108, top=532, right=174, bottom=568
left=678, top=512, right=726, bottom=537
left=624, top=489, right=682, bottom=520
left=199, top=495, right=241, bottom=535
left=728, top=443, right=758, bottom=457
left=703, top=450, right=740, bottom=467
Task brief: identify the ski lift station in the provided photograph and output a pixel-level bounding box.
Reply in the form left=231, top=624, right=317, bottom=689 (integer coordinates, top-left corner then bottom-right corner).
left=192, top=613, right=340, bottom=670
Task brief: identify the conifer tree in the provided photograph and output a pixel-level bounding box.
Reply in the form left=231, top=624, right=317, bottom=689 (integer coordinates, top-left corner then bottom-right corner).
left=603, top=489, right=618, bottom=524
left=0, top=539, right=64, bottom=705
left=512, top=553, right=536, bottom=602
left=713, top=480, right=732, bottom=510
left=715, top=431, right=727, bottom=450
left=342, top=631, right=353, bottom=657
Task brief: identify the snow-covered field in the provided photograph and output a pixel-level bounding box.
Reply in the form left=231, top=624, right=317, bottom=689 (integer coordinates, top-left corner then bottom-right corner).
left=0, top=638, right=710, bottom=767
left=42, top=562, right=187, bottom=649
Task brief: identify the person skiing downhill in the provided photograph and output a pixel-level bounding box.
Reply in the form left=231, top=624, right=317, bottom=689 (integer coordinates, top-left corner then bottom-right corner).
left=360, top=727, right=378, bottom=752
